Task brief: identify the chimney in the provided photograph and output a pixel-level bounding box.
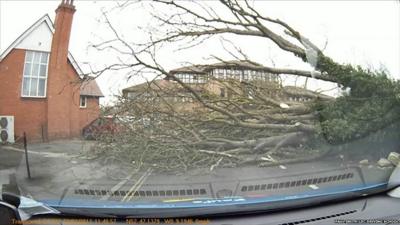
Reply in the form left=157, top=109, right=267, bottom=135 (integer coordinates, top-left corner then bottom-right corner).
left=46, top=0, right=76, bottom=140
left=49, top=0, right=76, bottom=67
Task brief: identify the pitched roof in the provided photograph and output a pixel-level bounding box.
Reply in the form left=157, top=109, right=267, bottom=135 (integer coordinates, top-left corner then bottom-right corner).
left=122, top=79, right=204, bottom=94
left=80, top=78, right=104, bottom=97
left=170, top=60, right=265, bottom=74
left=0, top=14, right=83, bottom=76
left=283, top=85, right=333, bottom=99
left=122, top=79, right=177, bottom=93
left=0, top=14, right=104, bottom=97
left=169, top=65, right=209, bottom=74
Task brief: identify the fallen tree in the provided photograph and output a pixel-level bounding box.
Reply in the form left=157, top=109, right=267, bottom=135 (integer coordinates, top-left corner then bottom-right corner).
left=88, top=0, right=400, bottom=172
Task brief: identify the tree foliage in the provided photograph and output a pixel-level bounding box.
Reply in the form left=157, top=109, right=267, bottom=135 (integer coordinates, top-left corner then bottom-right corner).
left=88, top=0, right=400, bottom=172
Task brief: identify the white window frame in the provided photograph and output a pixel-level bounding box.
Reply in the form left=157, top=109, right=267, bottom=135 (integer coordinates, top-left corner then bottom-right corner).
left=21, top=51, right=49, bottom=98
left=80, top=96, right=87, bottom=108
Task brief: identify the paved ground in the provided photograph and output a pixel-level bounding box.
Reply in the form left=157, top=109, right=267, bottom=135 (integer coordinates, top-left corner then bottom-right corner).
left=1, top=140, right=98, bottom=197
left=0, top=145, right=23, bottom=170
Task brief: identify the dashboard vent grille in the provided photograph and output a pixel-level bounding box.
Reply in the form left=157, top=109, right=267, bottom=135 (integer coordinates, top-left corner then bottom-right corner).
left=74, top=188, right=207, bottom=197
left=278, top=210, right=357, bottom=225
left=241, top=173, right=354, bottom=192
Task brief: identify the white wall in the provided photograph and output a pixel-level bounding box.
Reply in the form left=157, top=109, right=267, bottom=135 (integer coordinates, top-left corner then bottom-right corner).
left=15, top=21, right=52, bottom=53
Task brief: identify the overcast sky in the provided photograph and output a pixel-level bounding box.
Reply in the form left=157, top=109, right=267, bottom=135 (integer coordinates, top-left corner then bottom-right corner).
left=1, top=0, right=399, bottom=105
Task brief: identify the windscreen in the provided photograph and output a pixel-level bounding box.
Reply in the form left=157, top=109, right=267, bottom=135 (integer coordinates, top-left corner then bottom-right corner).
left=0, top=0, right=399, bottom=220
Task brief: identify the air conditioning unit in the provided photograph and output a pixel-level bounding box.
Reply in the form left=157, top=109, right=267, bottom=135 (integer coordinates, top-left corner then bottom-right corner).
left=0, top=116, right=15, bottom=143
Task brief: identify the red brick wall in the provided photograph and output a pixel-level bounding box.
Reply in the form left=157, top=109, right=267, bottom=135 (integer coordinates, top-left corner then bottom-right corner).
left=79, top=97, right=100, bottom=132
left=0, top=48, right=100, bottom=142
left=0, top=49, right=47, bottom=141
left=46, top=3, right=77, bottom=140
left=0, top=2, right=100, bottom=143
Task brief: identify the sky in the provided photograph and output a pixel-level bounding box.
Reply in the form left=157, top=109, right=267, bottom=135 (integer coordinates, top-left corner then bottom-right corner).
left=0, top=0, right=399, bottom=105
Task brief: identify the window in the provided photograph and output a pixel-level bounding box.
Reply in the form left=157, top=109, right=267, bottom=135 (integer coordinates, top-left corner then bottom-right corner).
left=177, top=73, right=196, bottom=83
left=220, top=88, right=225, bottom=97
left=243, top=70, right=249, bottom=81
left=187, top=74, right=193, bottom=83
left=198, top=75, right=206, bottom=83
left=80, top=96, right=87, bottom=108
left=214, top=69, right=225, bottom=79
left=247, top=89, right=254, bottom=99
left=21, top=51, right=49, bottom=97
left=265, top=73, right=270, bottom=81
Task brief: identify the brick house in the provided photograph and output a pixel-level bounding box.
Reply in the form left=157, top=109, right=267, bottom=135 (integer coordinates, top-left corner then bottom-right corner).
left=122, top=60, right=320, bottom=111
left=0, top=0, right=103, bottom=142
